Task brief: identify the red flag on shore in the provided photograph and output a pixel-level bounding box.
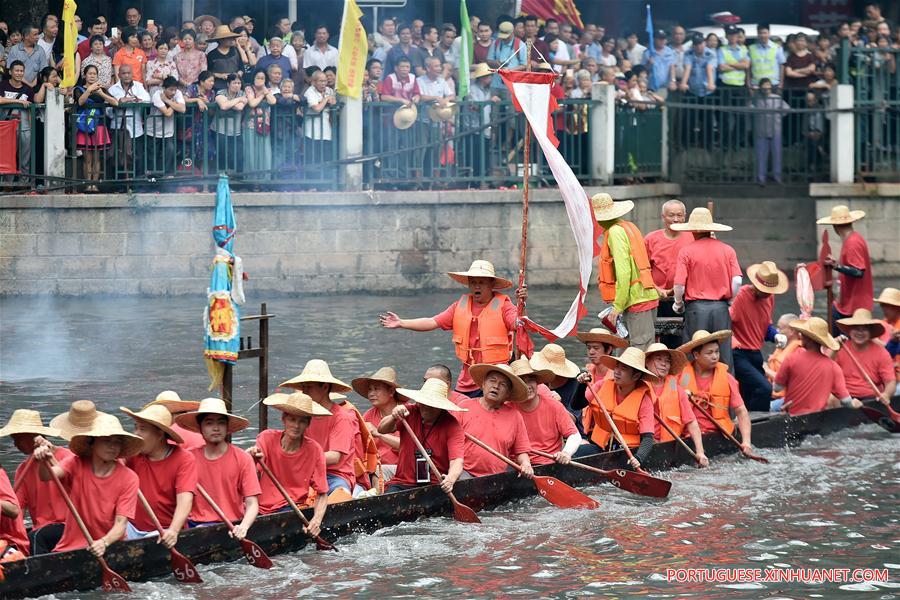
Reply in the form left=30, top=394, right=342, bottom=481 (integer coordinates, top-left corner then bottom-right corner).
left=520, top=0, right=585, bottom=29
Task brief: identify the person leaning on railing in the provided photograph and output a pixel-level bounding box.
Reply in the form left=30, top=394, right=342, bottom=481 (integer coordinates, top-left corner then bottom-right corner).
left=242, top=69, right=276, bottom=182
left=75, top=64, right=118, bottom=191
left=145, top=76, right=185, bottom=177
left=213, top=73, right=247, bottom=172
left=107, top=64, right=150, bottom=177
left=0, top=60, right=43, bottom=181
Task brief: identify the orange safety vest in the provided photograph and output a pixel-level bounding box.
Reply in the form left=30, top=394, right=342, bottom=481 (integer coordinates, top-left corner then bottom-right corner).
left=580, top=363, right=613, bottom=434
left=587, top=378, right=649, bottom=449
left=680, top=362, right=735, bottom=435
left=767, top=339, right=801, bottom=398
left=342, top=403, right=382, bottom=492
left=654, top=375, right=685, bottom=442
left=451, top=293, right=513, bottom=365
left=598, top=220, right=656, bottom=303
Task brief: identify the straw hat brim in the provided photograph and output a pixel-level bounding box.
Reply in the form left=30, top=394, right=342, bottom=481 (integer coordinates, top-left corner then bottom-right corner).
left=816, top=210, right=865, bottom=225
left=575, top=330, right=629, bottom=347
left=351, top=375, right=400, bottom=399
left=677, top=329, right=733, bottom=354
left=395, top=387, right=466, bottom=412
left=746, top=263, right=790, bottom=295
left=0, top=413, right=60, bottom=438
left=471, top=64, right=492, bottom=79
left=280, top=374, right=353, bottom=393
left=142, top=399, right=202, bottom=414
left=598, top=354, right=657, bottom=379
left=469, top=364, right=529, bottom=403
left=875, top=290, right=900, bottom=307
left=263, top=396, right=332, bottom=417
left=173, top=409, right=250, bottom=434
left=50, top=410, right=110, bottom=441
left=644, top=347, right=688, bottom=376
left=194, top=15, right=222, bottom=28
left=446, top=271, right=514, bottom=290
left=836, top=317, right=886, bottom=338
left=393, top=105, right=418, bottom=130
left=517, top=367, right=555, bottom=385
left=120, top=407, right=184, bottom=444
left=790, top=319, right=839, bottom=351
left=529, top=352, right=581, bottom=379
left=670, top=221, right=732, bottom=232
left=69, top=431, right=145, bottom=459
left=593, top=199, right=634, bottom=222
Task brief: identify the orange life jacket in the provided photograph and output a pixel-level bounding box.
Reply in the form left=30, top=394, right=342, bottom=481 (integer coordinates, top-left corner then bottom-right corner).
left=581, top=363, right=613, bottom=434
left=767, top=339, right=801, bottom=398
left=342, top=403, right=382, bottom=492
left=587, top=378, right=648, bottom=449
left=680, top=362, right=735, bottom=435
left=598, top=220, right=656, bottom=303
left=653, top=375, right=685, bottom=442
left=451, top=293, right=513, bottom=365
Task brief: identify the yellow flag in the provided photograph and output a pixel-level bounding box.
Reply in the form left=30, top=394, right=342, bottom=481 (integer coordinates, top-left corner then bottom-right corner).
left=336, top=0, right=367, bottom=98
left=60, top=0, right=78, bottom=87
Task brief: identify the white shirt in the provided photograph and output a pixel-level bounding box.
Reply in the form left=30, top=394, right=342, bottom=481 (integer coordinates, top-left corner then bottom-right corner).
left=302, top=44, right=338, bottom=70
left=37, top=35, right=56, bottom=60
left=303, top=86, right=332, bottom=140
left=107, top=80, right=151, bottom=137
left=626, top=44, right=647, bottom=65
left=146, top=89, right=184, bottom=138
left=416, top=74, right=453, bottom=99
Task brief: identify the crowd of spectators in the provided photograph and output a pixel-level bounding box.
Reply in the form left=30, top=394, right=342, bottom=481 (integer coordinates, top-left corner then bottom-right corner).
left=0, top=3, right=897, bottom=188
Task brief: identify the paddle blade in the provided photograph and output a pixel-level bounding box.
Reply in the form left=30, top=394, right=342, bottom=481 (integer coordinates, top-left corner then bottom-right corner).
left=607, top=469, right=672, bottom=498
left=859, top=406, right=900, bottom=433
left=743, top=452, right=770, bottom=464
left=314, top=535, right=338, bottom=552
left=533, top=476, right=600, bottom=509
left=452, top=501, right=482, bottom=524
left=100, top=561, right=131, bottom=593
left=240, top=539, right=273, bottom=569
left=170, top=549, right=203, bottom=583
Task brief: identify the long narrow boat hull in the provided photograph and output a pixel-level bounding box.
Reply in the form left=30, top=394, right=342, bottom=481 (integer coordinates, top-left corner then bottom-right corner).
left=0, top=406, right=871, bottom=598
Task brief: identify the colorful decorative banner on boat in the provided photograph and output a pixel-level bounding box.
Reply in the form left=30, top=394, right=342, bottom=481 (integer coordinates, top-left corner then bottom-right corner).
left=499, top=69, right=600, bottom=341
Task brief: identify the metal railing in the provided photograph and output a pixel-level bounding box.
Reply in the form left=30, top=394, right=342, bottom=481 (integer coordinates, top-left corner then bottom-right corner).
left=614, top=103, right=664, bottom=179
left=845, top=46, right=899, bottom=181
left=0, top=104, right=39, bottom=187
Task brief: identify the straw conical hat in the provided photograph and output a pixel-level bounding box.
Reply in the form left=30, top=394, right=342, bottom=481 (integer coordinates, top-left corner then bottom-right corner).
left=120, top=404, right=184, bottom=444
left=875, top=287, right=900, bottom=308
left=747, top=261, right=789, bottom=295
left=670, top=207, right=732, bottom=232
left=591, top=193, right=634, bottom=222
left=644, top=343, right=688, bottom=376
left=576, top=327, right=629, bottom=347
left=143, top=390, right=201, bottom=414
left=174, top=398, right=250, bottom=434
left=469, top=363, right=529, bottom=403
left=599, top=346, right=657, bottom=379
left=329, top=392, right=347, bottom=402
left=0, top=409, right=60, bottom=438
left=208, top=24, right=238, bottom=41
left=837, top=308, right=886, bottom=338
left=193, top=15, right=222, bottom=29
left=816, top=204, right=865, bottom=225
left=470, top=63, right=492, bottom=79
left=263, top=392, right=332, bottom=417
left=790, top=317, right=838, bottom=351
left=352, top=367, right=400, bottom=398
left=280, top=359, right=352, bottom=393
left=50, top=401, right=107, bottom=441
left=396, top=378, right=467, bottom=412
left=427, top=101, right=457, bottom=123
left=530, top=343, right=580, bottom=379
left=69, top=414, right=145, bottom=458
left=509, top=357, right=554, bottom=384
left=677, top=329, right=732, bottom=354
left=393, top=104, right=418, bottom=130
left=447, top=259, right=513, bottom=289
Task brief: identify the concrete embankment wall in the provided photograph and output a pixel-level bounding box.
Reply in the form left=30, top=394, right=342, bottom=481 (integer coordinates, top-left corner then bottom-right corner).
left=1, top=183, right=896, bottom=296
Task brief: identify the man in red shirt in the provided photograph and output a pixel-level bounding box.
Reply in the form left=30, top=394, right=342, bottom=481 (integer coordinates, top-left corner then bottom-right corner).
left=280, top=360, right=360, bottom=496
left=378, top=378, right=466, bottom=493
left=817, top=205, right=872, bottom=334
left=774, top=317, right=859, bottom=415
left=0, top=466, right=29, bottom=559
left=248, top=392, right=330, bottom=537
left=672, top=207, right=743, bottom=370
left=509, top=357, right=582, bottom=466
left=644, top=199, right=694, bottom=347
left=834, top=309, right=896, bottom=403
left=456, top=363, right=534, bottom=478
left=730, top=261, right=789, bottom=410
left=121, top=404, right=197, bottom=548
left=175, top=398, right=260, bottom=538
left=380, top=259, right=526, bottom=396
left=0, top=409, right=71, bottom=555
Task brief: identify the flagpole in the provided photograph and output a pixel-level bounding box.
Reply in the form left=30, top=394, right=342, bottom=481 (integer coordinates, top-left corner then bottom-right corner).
left=516, top=41, right=533, bottom=358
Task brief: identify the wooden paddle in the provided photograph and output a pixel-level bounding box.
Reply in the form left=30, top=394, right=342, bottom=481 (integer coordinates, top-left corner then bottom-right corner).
left=531, top=449, right=671, bottom=498
left=136, top=490, right=203, bottom=582
left=398, top=417, right=480, bottom=523
left=652, top=413, right=703, bottom=466
left=253, top=457, right=339, bottom=550
left=46, top=467, right=131, bottom=592
left=686, top=394, right=770, bottom=463
left=195, top=484, right=273, bottom=569
left=464, top=433, right=599, bottom=509
left=839, top=342, right=900, bottom=427
left=584, top=383, right=650, bottom=474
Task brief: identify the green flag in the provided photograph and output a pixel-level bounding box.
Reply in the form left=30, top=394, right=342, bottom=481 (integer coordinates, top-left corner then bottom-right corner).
left=458, top=0, right=473, bottom=98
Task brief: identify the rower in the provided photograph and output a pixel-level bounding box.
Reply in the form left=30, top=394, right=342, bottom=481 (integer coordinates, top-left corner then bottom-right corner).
left=280, top=360, right=360, bottom=496
left=874, top=288, right=900, bottom=394
left=379, top=259, right=526, bottom=397
left=143, top=391, right=205, bottom=450
left=834, top=309, right=896, bottom=405
left=34, top=413, right=142, bottom=557
left=730, top=261, right=789, bottom=411
left=671, top=208, right=742, bottom=370
left=353, top=367, right=402, bottom=482
left=643, top=199, right=694, bottom=347
left=773, top=317, right=860, bottom=415
left=423, top=364, right=471, bottom=406
left=174, top=398, right=260, bottom=539
left=817, top=205, right=873, bottom=334
left=509, top=357, right=582, bottom=466
left=764, top=313, right=802, bottom=403
left=529, top=343, right=582, bottom=427
left=377, top=378, right=467, bottom=493
left=579, top=347, right=657, bottom=469
left=644, top=343, right=709, bottom=467
left=247, top=392, right=330, bottom=537
left=678, top=330, right=754, bottom=454
left=456, top=363, right=534, bottom=479
left=0, top=410, right=71, bottom=555
left=591, top=193, right=659, bottom=350
left=121, top=404, right=197, bottom=548
left=572, top=327, right=629, bottom=440
left=1, top=463, right=28, bottom=561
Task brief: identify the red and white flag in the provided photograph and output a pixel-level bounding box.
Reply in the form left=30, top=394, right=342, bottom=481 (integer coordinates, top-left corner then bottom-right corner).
left=500, top=70, right=601, bottom=341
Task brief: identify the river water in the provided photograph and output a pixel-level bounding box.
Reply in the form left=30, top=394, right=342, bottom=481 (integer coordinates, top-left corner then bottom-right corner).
left=1, top=289, right=898, bottom=599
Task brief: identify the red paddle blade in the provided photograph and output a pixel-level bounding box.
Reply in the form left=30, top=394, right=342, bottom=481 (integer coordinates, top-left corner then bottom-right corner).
left=170, top=549, right=203, bottom=583
left=452, top=502, right=482, bottom=524
left=859, top=406, right=900, bottom=433
left=100, top=563, right=131, bottom=593
left=240, top=539, right=273, bottom=569
left=534, top=476, right=600, bottom=509
left=743, top=452, right=770, bottom=464
left=607, top=469, right=672, bottom=498
left=314, top=535, right=338, bottom=552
